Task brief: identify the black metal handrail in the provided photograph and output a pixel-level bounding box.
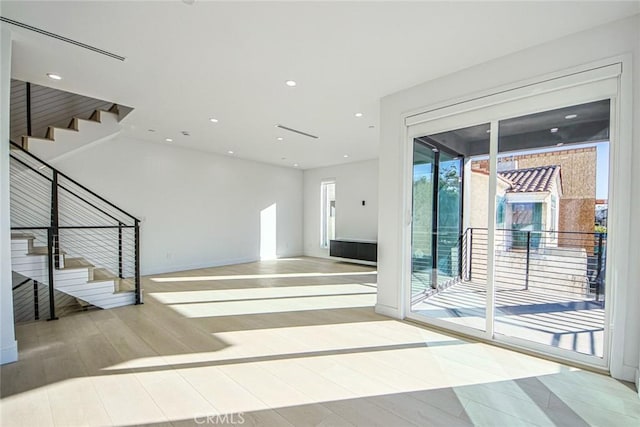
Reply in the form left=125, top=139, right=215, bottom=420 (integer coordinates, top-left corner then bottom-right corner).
left=10, top=140, right=139, bottom=222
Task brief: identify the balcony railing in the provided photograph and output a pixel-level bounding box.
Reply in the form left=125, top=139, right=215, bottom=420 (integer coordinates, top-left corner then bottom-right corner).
left=461, top=228, right=606, bottom=301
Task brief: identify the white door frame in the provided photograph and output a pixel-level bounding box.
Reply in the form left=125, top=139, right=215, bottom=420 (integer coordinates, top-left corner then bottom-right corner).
left=400, top=58, right=631, bottom=373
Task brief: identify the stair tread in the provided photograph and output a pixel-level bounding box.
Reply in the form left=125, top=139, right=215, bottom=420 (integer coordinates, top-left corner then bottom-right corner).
left=88, top=109, right=118, bottom=124
left=11, top=233, right=35, bottom=240
left=115, top=278, right=136, bottom=293
left=23, top=135, right=54, bottom=143
left=29, top=246, right=67, bottom=256
left=61, top=257, right=94, bottom=270
left=89, top=267, right=117, bottom=282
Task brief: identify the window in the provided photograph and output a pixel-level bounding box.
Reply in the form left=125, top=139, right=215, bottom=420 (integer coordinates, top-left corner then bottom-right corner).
left=320, top=180, right=336, bottom=248
left=511, top=203, right=541, bottom=230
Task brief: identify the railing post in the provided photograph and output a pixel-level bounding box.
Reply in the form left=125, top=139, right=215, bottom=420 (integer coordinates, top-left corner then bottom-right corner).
left=460, top=230, right=466, bottom=280
left=26, top=82, right=32, bottom=136
left=524, top=231, right=531, bottom=290
left=134, top=219, right=142, bottom=304
left=118, top=222, right=123, bottom=279
left=596, top=233, right=604, bottom=301
left=47, top=228, right=58, bottom=321
left=33, top=280, right=39, bottom=321
left=468, top=228, right=473, bottom=281
left=51, top=170, right=60, bottom=268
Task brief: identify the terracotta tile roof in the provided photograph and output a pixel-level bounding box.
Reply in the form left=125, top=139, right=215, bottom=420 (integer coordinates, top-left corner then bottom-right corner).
left=498, top=165, right=560, bottom=193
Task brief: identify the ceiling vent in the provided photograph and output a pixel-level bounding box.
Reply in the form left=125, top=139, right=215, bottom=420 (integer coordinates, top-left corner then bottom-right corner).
left=0, top=17, right=126, bottom=61
left=275, top=124, right=318, bottom=140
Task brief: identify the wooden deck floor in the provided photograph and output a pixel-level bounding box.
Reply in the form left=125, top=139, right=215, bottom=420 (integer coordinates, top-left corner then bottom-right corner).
left=412, top=280, right=604, bottom=357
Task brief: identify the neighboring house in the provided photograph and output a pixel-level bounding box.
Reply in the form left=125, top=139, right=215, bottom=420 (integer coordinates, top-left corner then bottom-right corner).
left=471, top=146, right=597, bottom=251
left=469, top=164, right=563, bottom=250
left=468, top=167, right=511, bottom=229
left=508, top=148, right=597, bottom=248
left=498, top=165, right=563, bottom=249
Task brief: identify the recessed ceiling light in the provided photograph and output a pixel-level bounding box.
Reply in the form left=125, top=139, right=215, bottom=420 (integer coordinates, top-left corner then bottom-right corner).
left=343, top=154, right=349, bottom=158
left=209, top=118, right=218, bottom=123
left=228, top=150, right=234, bottom=154
left=47, top=73, right=62, bottom=80
left=565, top=114, right=577, bottom=119
left=293, top=163, right=299, bottom=167
left=276, top=137, right=283, bottom=141
left=285, top=80, right=297, bottom=87
left=550, top=128, right=559, bottom=133
left=165, top=138, right=173, bottom=142
left=354, top=112, right=363, bottom=118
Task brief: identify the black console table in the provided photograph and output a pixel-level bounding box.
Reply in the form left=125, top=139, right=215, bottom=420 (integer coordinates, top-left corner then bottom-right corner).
left=329, top=239, right=377, bottom=263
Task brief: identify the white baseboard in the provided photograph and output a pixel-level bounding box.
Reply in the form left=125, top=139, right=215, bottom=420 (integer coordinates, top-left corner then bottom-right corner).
left=610, top=363, right=637, bottom=383
left=0, top=340, right=18, bottom=365
left=375, top=303, right=401, bottom=319
left=143, top=256, right=260, bottom=276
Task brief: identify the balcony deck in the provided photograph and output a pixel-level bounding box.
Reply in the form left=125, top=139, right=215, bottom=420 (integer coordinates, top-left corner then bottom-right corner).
left=412, top=280, right=605, bottom=357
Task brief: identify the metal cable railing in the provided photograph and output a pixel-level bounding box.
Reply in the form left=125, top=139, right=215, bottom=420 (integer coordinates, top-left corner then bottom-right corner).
left=9, top=140, right=141, bottom=321
left=462, top=228, right=606, bottom=300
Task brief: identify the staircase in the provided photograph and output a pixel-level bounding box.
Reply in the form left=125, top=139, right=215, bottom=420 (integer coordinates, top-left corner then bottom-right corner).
left=11, top=233, right=136, bottom=310
left=10, top=79, right=132, bottom=162
left=9, top=83, right=140, bottom=321
left=15, top=105, right=122, bottom=161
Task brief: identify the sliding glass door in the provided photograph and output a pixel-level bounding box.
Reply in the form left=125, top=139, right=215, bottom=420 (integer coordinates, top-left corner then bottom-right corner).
left=404, top=64, right=620, bottom=368
left=410, top=130, right=486, bottom=332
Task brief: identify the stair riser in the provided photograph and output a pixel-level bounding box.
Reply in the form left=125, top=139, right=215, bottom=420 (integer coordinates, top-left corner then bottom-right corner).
left=11, top=239, right=135, bottom=310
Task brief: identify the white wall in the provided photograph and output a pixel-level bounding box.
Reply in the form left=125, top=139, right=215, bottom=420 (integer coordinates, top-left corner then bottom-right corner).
left=0, top=26, right=18, bottom=364
left=54, top=135, right=304, bottom=275
left=303, top=159, right=378, bottom=258
left=378, top=14, right=640, bottom=382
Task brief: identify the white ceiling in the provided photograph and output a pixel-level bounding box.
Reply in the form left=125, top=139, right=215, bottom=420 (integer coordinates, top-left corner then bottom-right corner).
left=2, top=1, right=639, bottom=170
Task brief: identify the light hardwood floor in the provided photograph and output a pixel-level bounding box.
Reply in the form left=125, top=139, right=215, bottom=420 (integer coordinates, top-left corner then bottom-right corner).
left=1, top=257, right=639, bottom=426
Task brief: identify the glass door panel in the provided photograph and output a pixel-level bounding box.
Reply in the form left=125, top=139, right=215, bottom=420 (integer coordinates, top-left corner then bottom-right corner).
left=493, top=99, right=610, bottom=359
left=410, top=141, right=435, bottom=299
left=436, top=151, right=462, bottom=288
left=410, top=124, right=490, bottom=332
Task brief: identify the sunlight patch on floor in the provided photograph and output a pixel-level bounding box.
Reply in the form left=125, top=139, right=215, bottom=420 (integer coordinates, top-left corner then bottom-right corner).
left=169, top=293, right=377, bottom=317
left=102, top=320, right=458, bottom=371
left=150, top=270, right=378, bottom=282
left=149, top=283, right=377, bottom=304
left=11, top=347, right=567, bottom=424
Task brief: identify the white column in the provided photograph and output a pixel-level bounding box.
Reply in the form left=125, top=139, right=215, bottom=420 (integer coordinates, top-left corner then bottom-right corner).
left=0, top=25, right=18, bottom=365
left=485, top=120, right=499, bottom=338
